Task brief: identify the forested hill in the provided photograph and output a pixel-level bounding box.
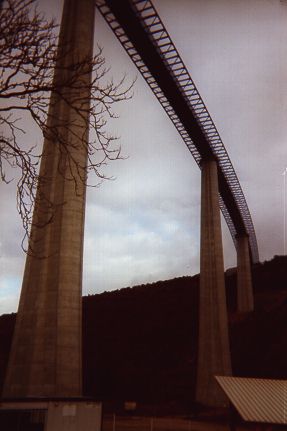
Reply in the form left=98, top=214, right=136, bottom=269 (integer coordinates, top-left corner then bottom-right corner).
left=0, top=255, right=286, bottom=409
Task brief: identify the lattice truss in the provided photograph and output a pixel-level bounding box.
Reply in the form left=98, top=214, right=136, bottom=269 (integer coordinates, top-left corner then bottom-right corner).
left=96, top=0, right=259, bottom=263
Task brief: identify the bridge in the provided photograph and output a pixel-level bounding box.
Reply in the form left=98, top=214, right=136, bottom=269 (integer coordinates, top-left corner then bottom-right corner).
left=1, top=0, right=259, bottom=418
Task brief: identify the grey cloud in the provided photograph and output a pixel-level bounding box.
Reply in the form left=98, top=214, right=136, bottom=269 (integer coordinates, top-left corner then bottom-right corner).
left=2, top=0, right=287, bottom=313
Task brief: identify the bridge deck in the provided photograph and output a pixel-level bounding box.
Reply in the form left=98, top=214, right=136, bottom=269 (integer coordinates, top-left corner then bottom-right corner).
left=96, top=0, right=259, bottom=263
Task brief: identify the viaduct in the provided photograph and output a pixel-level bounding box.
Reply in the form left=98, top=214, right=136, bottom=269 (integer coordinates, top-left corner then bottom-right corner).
left=2, top=0, right=258, bottom=409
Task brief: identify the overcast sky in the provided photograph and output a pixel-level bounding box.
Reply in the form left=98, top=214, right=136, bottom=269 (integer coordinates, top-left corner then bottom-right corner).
left=1, top=0, right=287, bottom=315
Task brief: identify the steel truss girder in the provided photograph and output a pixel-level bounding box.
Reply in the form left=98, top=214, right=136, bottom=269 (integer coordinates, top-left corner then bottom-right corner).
left=96, top=0, right=259, bottom=263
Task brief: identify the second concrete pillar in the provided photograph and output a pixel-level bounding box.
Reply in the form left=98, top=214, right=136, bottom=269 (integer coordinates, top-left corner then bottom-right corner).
left=196, top=159, right=232, bottom=407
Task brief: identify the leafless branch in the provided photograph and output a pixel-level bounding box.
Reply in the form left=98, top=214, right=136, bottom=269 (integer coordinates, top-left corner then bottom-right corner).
left=0, top=0, right=134, bottom=252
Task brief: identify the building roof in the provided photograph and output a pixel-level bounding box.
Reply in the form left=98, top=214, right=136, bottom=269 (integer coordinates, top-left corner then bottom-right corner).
left=215, top=376, right=287, bottom=425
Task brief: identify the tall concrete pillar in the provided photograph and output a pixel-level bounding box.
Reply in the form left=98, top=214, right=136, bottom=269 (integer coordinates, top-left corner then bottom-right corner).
left=196, top=159, right=232, bottom=407
left=3, top=0, right=95, bottom=398
left=237, top=235, right=254, bottom=312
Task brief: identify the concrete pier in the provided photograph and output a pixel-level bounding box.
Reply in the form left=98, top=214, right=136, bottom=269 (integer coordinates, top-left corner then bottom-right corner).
left=236, top=235, right=254, bottom=312
left=196, top=159, right=232, bottom=407
left=3, top=0, right=95, bottom=398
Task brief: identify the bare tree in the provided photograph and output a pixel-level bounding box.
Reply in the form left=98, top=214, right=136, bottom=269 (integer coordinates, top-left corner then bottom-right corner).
left=0, top=0, right=133, bottom=249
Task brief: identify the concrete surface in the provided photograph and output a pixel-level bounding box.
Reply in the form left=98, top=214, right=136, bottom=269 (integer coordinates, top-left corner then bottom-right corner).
left=236, top=235, right=254, bottom=312
left=3, top=0, right=95, bottom=398
left=196, top=159, right=232, bottom=407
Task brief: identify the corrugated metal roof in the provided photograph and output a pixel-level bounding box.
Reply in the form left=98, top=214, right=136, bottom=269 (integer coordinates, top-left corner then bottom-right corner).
left=215, top=376, right=287, bottom=424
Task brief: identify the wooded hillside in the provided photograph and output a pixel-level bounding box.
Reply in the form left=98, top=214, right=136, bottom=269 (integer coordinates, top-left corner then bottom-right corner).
left=0, top=255, right=286, bottom=411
